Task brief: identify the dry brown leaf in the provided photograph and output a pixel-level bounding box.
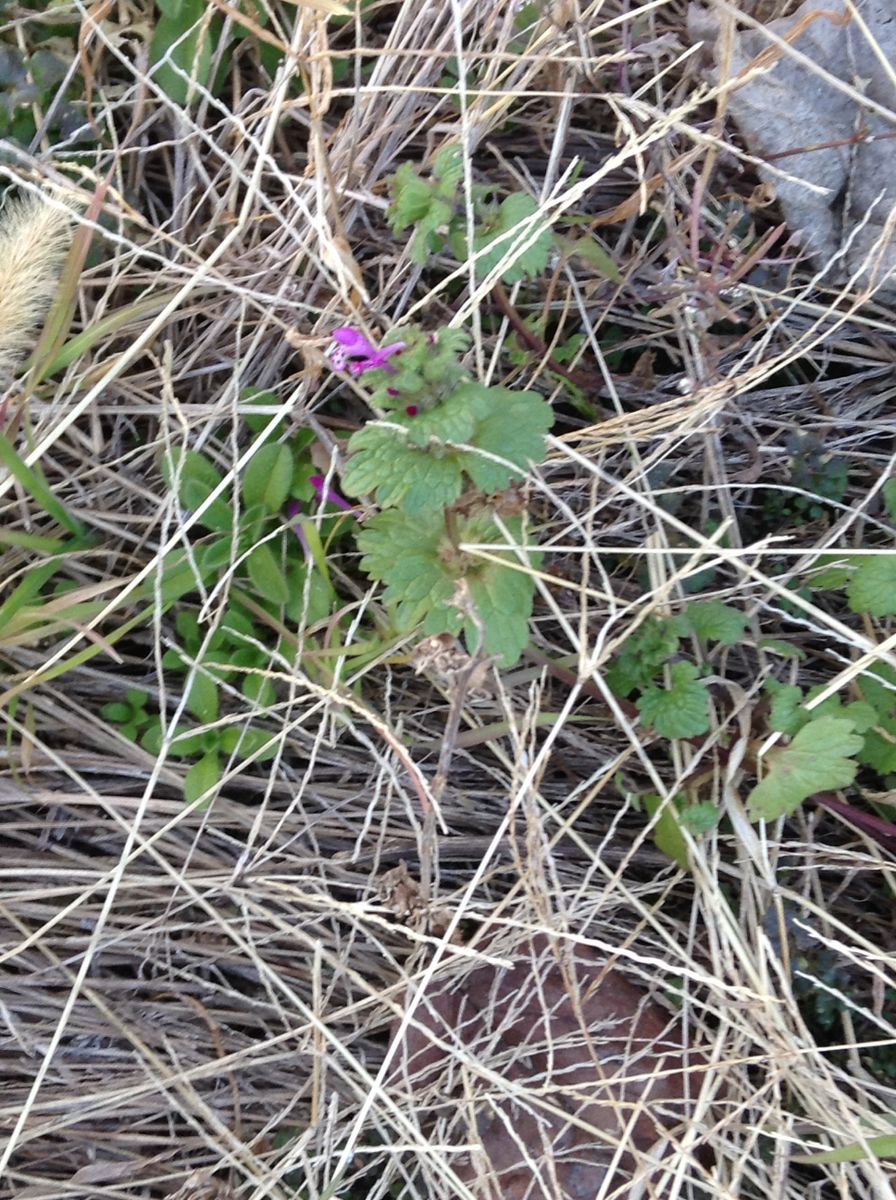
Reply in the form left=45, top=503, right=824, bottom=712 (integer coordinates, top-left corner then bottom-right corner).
left=389, top=931, right=709, bottom=1198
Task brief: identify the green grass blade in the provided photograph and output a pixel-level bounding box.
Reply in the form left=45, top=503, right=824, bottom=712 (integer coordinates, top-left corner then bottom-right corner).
left=0, top=433, right=85, bottom=535
left=794, top=1134, right=896, bottom=1164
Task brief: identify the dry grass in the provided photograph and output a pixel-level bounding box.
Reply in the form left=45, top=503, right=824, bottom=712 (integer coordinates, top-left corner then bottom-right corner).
left=1, top=0, right=895, bottom=1197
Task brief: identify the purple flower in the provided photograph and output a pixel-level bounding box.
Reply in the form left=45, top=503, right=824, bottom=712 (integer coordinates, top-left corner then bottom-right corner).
left=330, top=327, right=405, bottom=376
left=286, top=499, right=311, bottom=558
left=309, top=474, right=354, bottom=514
left=287, top=476, right=362, bottom=561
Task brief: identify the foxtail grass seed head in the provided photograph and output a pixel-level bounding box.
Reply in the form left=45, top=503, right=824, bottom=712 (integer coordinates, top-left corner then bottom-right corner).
left=0, top=193, right=72, bottom=380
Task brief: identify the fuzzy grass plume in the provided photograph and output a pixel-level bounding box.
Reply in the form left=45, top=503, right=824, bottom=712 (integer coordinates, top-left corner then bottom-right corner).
left=0, top=193, right=72, bottom=379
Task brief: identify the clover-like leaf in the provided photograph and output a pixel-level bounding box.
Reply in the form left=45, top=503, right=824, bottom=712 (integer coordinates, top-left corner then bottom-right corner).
left=847, top=555, right=896, bottom=617
left=746, top=716, right=864, bottom=821
left=636, top=661, right=710, bottom=739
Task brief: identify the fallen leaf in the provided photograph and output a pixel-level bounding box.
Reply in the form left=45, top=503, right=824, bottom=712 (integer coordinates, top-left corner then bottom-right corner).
left=389, top=931, right=708, bottom=1198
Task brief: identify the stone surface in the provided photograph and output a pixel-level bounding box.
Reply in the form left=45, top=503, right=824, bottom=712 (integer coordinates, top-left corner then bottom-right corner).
left=689, top=0, right=896, bottom=296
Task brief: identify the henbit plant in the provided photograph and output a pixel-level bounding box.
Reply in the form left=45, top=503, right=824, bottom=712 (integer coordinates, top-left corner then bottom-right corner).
left=333, top=324, right=553, bottom=667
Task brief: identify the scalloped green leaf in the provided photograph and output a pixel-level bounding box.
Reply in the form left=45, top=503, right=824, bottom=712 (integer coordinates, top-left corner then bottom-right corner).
left=342, top=384, right=550, bottom=514
left=357, top=510, right=538, bottom=666
left=605, top=618, right=680, bottom=698
left=746, top=716, right=863, bottom=821
left=673, top=600, right=747, bottom=646
left=470, top=192, right=552, bottom=283
left=458, top=385, right=553, bottom=494
left=847, top=555, right=896, bottom=617
left=636, top=661, right=710, bottom=739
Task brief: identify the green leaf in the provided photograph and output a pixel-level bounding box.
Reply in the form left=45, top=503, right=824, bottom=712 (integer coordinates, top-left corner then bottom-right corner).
left=605, top=618, right=680, bottom=697
left=883, top=477, right=896, bottom=522
left=765, top=680, right=808, bottom=736
left=357, top=510, right=538, bottom=666
left=806, top=552, right=860, bottom=590
left=197, top=536, right=236, bottom=573
left=431, top=144, right=464, bottom=199
left=102, top=702, right=133, bottom=723
left=342, top=422, right=466, bottom=514
left=679, top=803, right=720, bottom=835
left=674, top=600, right=747, bottom=646
left=246, top=542, right=289, bottom=605
left=184, top=751, right=220, bottom=808
left=858, top=726, right=896, bottom=775
left=342, top=384, right=550, bottom=515
left=284, top=561, right=334, bottom=626
left=794, top=1134, right=896, bottom=1164
left=388, top=147, right=461, bottom=226
left=149, top=0, right=220, bottom=106
left=240, top=387, right=284, bottom=436
left=0, top=432, right=84, bottom=536
left=241, top=443, right=292, bottom=513
left=185, top=671, right=218, bottom=723
left=387, top=148, right=462, bottom=265
left=557, top=233, right=622, bottom=282
left=758, top=638, right=806, bottom=660
left=746, top=716, right=864, bottom=821
left=458, top=385, right=553, bottom=494
left=838, top=700, right=879, bottom=734
left=847, top=555, right=896, bottom=616
left=157, top=551, right=207, bottom=603
left=243, top=674, right=276, bottom=707
left=389, top=164, right=435, bottom=229
left=857, top=664, right=896, bottom=720
left=642, top=793, right=689, bottom=870
left=163, top=448, right=233, bottom=533
left=470, top=192, right=552, bottom=283
left=219, top=724, right=279, bottom=761
left=636, top=661, right=710, bottom=739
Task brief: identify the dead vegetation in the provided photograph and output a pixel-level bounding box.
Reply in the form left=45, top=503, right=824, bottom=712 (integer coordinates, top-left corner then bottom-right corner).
left=1, top=0, right=895, bottom=1197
